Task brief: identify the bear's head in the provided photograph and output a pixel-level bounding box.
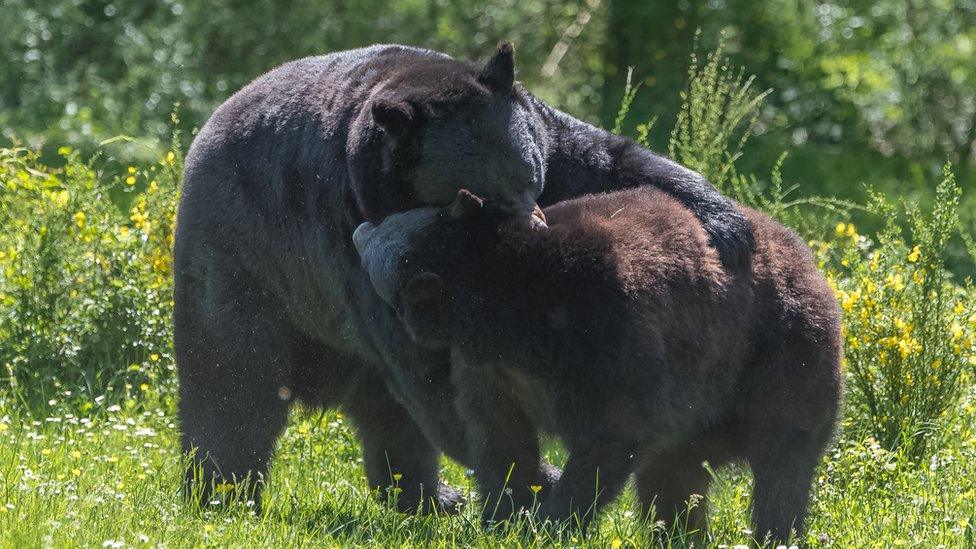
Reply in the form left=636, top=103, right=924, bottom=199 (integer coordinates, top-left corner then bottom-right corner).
left=349, top=42, right=546, bottom=224
left=352, top=189, right=545, bottom=348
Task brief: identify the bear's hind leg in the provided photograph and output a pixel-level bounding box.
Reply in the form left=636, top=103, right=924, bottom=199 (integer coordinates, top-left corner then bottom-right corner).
left=746, top=426, right=823, bottom=544
left=743, top=346, right=840, bottom=543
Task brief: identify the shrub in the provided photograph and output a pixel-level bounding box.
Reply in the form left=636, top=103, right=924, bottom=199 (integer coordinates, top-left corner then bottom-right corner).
left=824, top=166, right=976, bottom=459
left=0, top=144, right=179, bottom=409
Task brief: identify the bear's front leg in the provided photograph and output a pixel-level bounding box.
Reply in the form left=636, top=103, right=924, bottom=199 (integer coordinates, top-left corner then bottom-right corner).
left=537, top=438, right=637, bottom=530
left=341, top=366, right=465, bottom=514
left=452, top=359, right=553, bottom=525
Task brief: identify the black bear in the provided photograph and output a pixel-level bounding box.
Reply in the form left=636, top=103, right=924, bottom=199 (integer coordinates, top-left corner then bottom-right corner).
left=353, top=188, right=842, bottom=541
left=174, top=43, right=754, bottom=511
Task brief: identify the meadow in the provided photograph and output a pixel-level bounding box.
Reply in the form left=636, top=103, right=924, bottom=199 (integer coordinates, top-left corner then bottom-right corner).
left=2, top=45, right=976, bottom=548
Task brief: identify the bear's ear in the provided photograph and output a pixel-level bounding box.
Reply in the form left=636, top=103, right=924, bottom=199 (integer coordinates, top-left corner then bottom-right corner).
left=371, top=99, right=416, bottom=138
left=449, top=189, right=485, bottom=219
left=479, top=41, right=515, bottom=94
left=403, top=272, right=447, bottom=311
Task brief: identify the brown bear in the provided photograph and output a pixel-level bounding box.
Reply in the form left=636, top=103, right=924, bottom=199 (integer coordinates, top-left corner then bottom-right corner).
left=353, top=188, right=842, bottom=541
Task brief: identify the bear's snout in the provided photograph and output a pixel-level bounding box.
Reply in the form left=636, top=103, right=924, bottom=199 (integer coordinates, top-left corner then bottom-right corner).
left=353, top=222, right=375, bottom=256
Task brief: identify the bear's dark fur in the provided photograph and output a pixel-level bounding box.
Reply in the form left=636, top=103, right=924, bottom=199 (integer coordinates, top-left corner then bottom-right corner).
left=174, top=43, right=753, bottom=512
left=353, top=188, right=842, bottom=540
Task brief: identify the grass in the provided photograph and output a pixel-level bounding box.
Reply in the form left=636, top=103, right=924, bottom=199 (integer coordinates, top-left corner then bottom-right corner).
left=1, top=390, right=975, bottom=547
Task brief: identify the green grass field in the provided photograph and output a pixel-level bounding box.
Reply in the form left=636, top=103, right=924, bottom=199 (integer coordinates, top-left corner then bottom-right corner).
left=1, top=392, right=975, bottom=547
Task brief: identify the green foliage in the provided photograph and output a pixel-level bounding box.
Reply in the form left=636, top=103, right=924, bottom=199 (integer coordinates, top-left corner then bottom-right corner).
left=668, top=36, right=770, bottom=196
left=0, top=144, right=179, bottom=408
left=826, top=167, right=976, bottom=459
left=0, top=0, right=609, bottom=149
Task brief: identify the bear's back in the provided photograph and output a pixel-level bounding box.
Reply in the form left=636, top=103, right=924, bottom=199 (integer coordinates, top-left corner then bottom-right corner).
left=539, top=187, right=836, bottom=339
left=542, top=187, right=727, bottom=297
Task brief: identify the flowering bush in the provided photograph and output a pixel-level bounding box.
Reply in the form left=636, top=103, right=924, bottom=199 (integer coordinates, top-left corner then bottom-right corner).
left=820, top=167, right=976, bottom=458
left=0, top=145, right=179, bottom=408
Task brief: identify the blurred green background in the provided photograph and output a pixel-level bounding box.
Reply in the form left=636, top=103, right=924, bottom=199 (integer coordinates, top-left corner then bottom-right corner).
left=2, top=0, right=975, bottom=226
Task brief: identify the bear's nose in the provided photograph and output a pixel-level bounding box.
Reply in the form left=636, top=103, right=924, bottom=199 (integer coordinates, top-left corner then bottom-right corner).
left=352, top=222, right=375, bottom=256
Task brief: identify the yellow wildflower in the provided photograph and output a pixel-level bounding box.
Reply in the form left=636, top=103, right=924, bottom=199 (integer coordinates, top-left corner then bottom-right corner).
left=393, top=473, right=402, bottom=482
left=907, top=246, right=920, bottom=263
left=530, top=485, right=542, bottom=494
left=127, top=166, right=137, bottom=174
left=835, top=222, right=847, bottom=237
left=897, top=337, right=920, bottom=359
left=74, top=210, right=86, bottom=229
left=165, top=151, right=176, bottom=165
left=611, top=539, right=623, bottom=549
left=125, top=175, right=136, bottom=186
left=886, top=274, right=905, bottom=291
left=954, top=303, right=965, bottom=315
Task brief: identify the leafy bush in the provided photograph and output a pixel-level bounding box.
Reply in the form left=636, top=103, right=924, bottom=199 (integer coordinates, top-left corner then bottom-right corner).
left=0, top=144, right=179, bottom=408
left=824, top=167, right=976, bottom=458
